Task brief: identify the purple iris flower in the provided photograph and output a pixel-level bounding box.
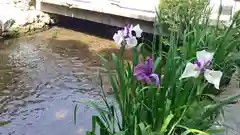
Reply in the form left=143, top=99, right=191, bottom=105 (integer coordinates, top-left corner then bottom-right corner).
left=113, top=24, right=142, bottom=48
left=180, top=50, right=223, bottom=89
left=194, top=58, right=211, bottom=72
left=134, top=57, right=160, bottom=87
left=123, top=24, right=132, bottom=38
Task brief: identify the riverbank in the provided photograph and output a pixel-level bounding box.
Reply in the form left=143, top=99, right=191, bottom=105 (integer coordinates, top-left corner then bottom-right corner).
left=0, top=0, right=54, bottom=38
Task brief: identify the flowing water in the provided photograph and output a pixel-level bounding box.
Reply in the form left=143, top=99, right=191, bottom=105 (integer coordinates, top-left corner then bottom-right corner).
left=0, top=26, right=118, bottom=135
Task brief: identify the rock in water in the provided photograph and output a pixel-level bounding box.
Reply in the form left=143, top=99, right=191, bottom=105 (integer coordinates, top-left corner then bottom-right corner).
left=0, top=0, right=53, bottom=37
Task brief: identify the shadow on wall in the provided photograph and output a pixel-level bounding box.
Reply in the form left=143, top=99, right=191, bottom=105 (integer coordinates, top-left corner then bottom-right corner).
left=54, top=14, right=118, bottom=40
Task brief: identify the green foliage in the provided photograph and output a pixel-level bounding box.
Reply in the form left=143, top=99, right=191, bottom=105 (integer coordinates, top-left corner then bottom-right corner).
left=179, top=13, right=240, bottom=88
left=81, top=32, right=240, bottom=134
left=233, top=10, right=240, bottom=68
left=158, top=0, right=208, bottom=33
left=74, top=1, right=240, bottom=135
left=233, top=9, right=240, bottom=26
left=156, top=0, right=240, bottom=88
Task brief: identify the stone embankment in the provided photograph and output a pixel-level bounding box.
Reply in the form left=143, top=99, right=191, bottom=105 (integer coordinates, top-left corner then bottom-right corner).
left=0, top=0, right=54, bottom=38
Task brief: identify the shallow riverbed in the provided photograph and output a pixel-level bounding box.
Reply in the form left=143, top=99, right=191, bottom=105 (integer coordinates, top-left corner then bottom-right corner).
left=0, top=27, right=118, bottom=135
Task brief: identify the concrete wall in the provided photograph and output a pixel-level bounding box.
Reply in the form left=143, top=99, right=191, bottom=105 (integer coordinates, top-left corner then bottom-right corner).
left=37, top=0, right=240, bottom=33
left=38, top=0, right=155, bottom=33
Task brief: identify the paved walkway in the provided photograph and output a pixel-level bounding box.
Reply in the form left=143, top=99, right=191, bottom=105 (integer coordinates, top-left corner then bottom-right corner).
left=216, top=72, right=240, bottom=135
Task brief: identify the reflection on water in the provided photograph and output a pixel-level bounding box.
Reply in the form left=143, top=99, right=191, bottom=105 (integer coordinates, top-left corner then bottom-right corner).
left=0, top=27, right=117, bottom=135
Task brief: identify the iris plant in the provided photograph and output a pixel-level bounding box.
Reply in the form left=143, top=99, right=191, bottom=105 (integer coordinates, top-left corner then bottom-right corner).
left=180, top=50, right=223, bottom=89
left=134, top=57, right=160, bottom=87
left=113, top=24, right=143, bottom=48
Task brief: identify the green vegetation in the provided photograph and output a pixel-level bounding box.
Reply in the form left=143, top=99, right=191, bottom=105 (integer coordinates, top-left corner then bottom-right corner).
left=74, top=0, right=240, bottom=134
left=157, top=0, right=240, bottom=90
left=158, top=0, right=208, bottom=33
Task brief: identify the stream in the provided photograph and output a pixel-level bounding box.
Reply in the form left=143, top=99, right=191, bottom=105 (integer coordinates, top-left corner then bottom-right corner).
left=0, top=26, right=116, bottom=135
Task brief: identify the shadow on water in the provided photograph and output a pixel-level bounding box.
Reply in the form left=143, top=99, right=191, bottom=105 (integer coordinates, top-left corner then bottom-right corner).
left=46, top=25, right=134, bottom=65
left=54, top=15, right=152, bottom=61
